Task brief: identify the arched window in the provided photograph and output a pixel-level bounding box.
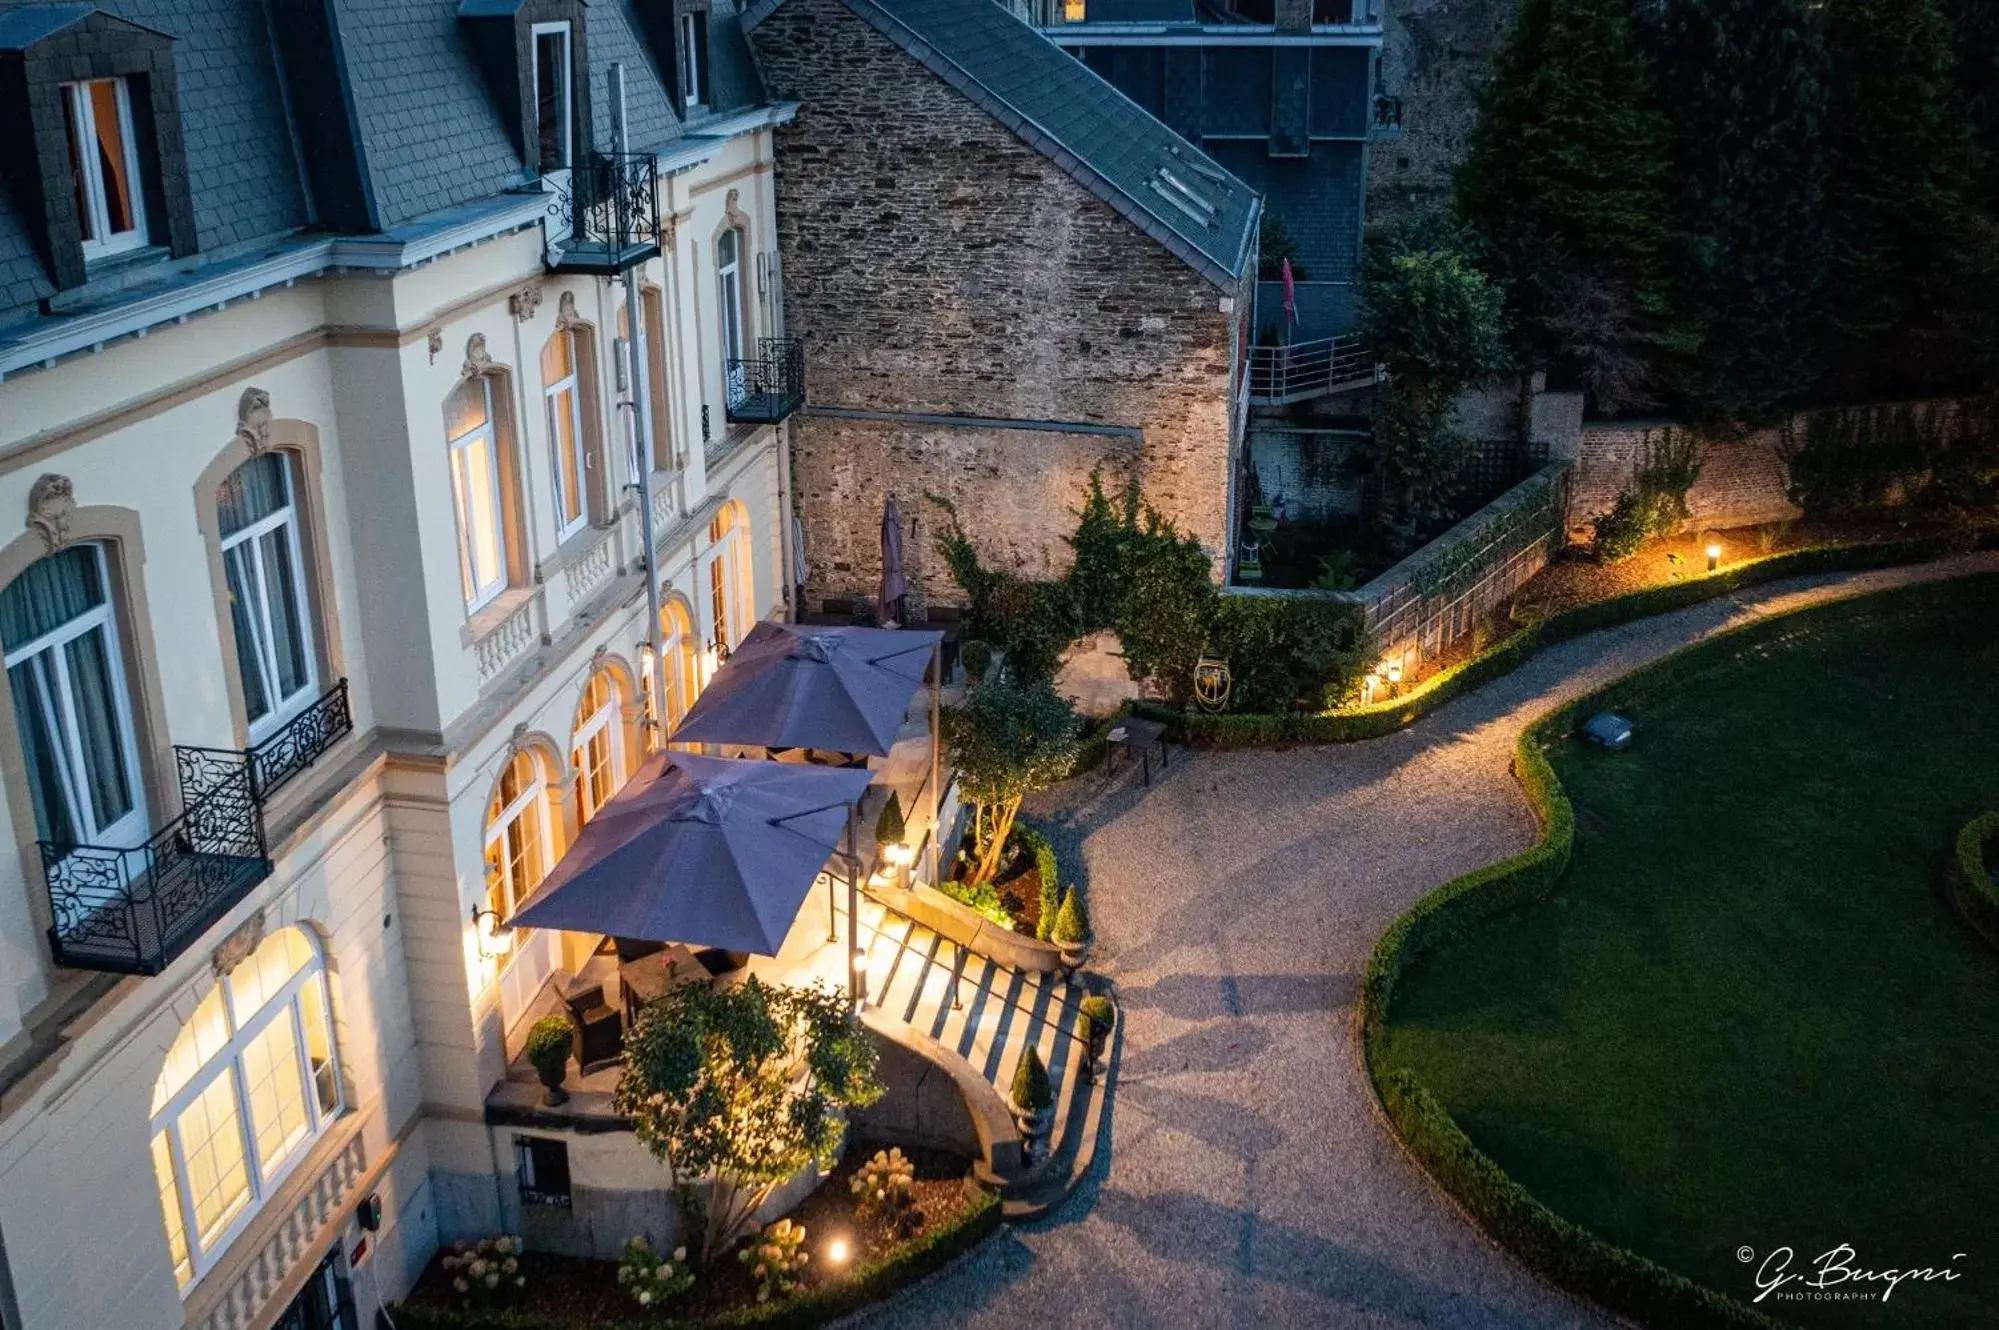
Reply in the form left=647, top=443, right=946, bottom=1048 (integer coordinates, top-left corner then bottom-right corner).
left=705, top=502, right=753, bottom=653
left=0, top=543, right=147, bottom=849
left=217, top=452, right=317, bottom=738
left=541, top=328, right=589, bottom=542
left=571, top=668, right=625, bottom=824
left=150, top=926, right=340, bottom=1290
left=716, top=228, right=745, bottom=406
left=485, top=749, right=557, bottom=1028
left=447, top=376, right=510, bottom=612
left=660, top=599, right=698, bottom=738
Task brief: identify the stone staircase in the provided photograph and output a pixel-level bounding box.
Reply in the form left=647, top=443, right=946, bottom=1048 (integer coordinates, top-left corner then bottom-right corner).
left=851, top=895, right=1111, bottom=1218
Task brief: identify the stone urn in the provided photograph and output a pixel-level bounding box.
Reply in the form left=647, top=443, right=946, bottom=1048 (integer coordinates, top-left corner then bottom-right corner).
left=535, top=1061, right=569, bottom=1107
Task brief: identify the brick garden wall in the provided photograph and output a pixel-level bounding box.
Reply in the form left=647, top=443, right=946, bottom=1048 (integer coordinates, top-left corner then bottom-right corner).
left=749, top=0, right=1241, bottom=605
left=1572, top=421, right=1801, bottom=531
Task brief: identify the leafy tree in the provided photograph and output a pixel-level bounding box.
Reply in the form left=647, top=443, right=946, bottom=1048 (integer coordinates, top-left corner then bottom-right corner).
left=1941, top=0, right=1999, bottom=210
left=615, top=979, right=881, bottom=1265
left=1821, top=0, right=1985, bottom=395
left=1359, top=216, right=1506, bottom=549
left=1455, top=0, right=1677, bottom=410
left=1656, top=0, right=1830, bottom=424
left=945, top=674, right=1081, bottom=888
left=1258, top=212, right=1309, bottom=282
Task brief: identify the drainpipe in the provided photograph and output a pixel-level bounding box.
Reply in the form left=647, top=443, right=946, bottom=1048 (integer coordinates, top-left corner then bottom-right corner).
left=612, top=64, right=668, bottom=749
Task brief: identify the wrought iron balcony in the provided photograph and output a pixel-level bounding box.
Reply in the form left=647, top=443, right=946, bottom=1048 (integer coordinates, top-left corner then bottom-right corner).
left=543, top=152, right=663, bottom=275
left=41, top=680, right=354, bottom=975
left=724, top=337, right=806, bottom=424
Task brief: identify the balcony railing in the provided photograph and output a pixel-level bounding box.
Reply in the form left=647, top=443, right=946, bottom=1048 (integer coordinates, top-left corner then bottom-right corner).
left=1247, top=335, right=1384, bottom=405
left=724, top=338, right=806, bottom=424
left=544, top=152, right=662, bottom=276
left=41, top=680, right=354, bottom=975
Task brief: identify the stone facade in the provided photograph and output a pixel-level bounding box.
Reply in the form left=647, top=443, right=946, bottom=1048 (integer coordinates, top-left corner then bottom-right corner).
left=1573, top=421, right=1802, bottom=531
left=1368, top=0, right=1517, bottom=222
left=749, top=0, right=1243, bottom=605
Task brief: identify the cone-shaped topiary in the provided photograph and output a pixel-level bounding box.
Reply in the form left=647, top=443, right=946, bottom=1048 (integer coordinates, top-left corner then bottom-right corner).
left=1050, top=887, right=1089, bottom=946
left=1010, top=1045, right=1052, bottom=1114
left=874, top=791, right=906, bottom=850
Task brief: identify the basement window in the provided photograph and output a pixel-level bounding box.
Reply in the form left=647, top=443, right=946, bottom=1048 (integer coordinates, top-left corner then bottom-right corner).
left=62, top=77, right=148, bottom=260
left=515, top=1136, right=572, bottom=1207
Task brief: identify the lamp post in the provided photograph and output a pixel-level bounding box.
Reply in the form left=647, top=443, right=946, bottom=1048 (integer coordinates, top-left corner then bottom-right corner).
left=1706, top=542, right=1722, bottom=573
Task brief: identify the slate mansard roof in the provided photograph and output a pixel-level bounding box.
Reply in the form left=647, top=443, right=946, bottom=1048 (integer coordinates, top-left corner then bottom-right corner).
left=0, top=0, right=771, bottom=333
left=746, top=0, right=1260, bottom=288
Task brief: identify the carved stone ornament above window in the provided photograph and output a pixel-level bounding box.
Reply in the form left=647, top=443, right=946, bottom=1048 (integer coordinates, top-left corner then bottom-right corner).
left=27, top=474, right=76, bottom=554
left=555, top=290, right=584, bottom=330
left=509, top=283, right=544, bottom=323
left=236, top=387, right=273, bottom=454
left=463, top=334, right=496, bottom=381
left=210, top=909, right=268, bottom=978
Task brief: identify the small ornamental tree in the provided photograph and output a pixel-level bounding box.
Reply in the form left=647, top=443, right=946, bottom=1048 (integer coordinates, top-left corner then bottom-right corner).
left=1050, top=888, right=1088, bottom=947
left=614, top=978, right=882, bottom=1265
left=945, top=675, right=1081, bottom=889
left=874, top=790, right=905, bottom=851
left=1009, top=1045, right=1052, bottom=1116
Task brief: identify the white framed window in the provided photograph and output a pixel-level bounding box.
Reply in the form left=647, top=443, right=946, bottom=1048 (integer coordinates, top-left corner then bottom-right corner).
left=150, top=927, right=342, bottom=1292
left=679, top=11, right=706, bottom=109
left=571, top=670, right=623, bottom=824
left=448, top=378, right=509, bottom=613
left=531, top=22, right=572, bottom=173
left=542, top=329, right=590, bottom=542
left=619, top=294, right=671, bottom=484
left=660, top=600, right=699, bottom=738
left=717, top=229, right=745, bottom=407
left=218, top=453, right=317, bottom=740
left=61, top=77, right=148, bottom=261
left=705, top=502, right=753, bottom=653
left=0, top=544, right=148, bottom=850
left=485, top=750, right=557, bottom=1030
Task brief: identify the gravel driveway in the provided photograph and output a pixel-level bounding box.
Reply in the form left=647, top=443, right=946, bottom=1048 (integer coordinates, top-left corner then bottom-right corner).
left=851, top=554, right=1999, bottom=1330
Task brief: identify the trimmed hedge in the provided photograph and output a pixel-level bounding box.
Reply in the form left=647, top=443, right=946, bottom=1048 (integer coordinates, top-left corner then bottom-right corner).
left=391, top=1186, right=1001, bottom=1330
left=1139, top=528, right=1993, bottom=750
left=1948, top=811, right=1999, bottom=951
left=1353, top=613, right=1891, bottom=1329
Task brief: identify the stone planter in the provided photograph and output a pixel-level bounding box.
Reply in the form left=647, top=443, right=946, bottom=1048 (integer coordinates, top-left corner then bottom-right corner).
left=1010, top=1097, right=1047, bottom=1146
left=534, top=1060, right=569, bottom=1107
left=1057, top=940, right=1090, bottom=973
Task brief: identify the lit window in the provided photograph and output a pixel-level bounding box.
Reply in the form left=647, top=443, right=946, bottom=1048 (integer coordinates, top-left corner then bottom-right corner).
left=150, top=927, right=342, bottom=1291
left=1064, top=0, right=1086, bottom=18
left=679, top=11, right=707, bottom=109
left=0, top=544, right=148, bottom=849
left=61, top=77, right=147, bottom=260
left=542, top=329, right=590, bottom=542
left=484, top=752, right=550, bottom=928
left=532, top=23, right=572, bottom=172
left=448, top=378, right=508, bottom=612
left=218, top=453, right=317, bottom=737
left=660, top=600, right=699, bottom=739
left=705, top=502, right=753, bottom=652
left=571, top=670, right=624, bottom=824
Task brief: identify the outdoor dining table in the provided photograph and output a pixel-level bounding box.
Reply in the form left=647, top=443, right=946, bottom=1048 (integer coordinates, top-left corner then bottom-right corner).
left=1106, top=717, right=1171, bottom=787
left=619, top=943, right=710, bottom=1020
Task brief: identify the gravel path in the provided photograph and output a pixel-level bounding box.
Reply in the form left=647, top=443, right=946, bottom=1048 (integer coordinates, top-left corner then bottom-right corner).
left=851, top=554, right=1999, bottom=1330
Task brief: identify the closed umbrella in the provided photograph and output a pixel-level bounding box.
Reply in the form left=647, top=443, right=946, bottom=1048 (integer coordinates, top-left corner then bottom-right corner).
left=879, top=495, right=907, bottom=627
left=508, top=752, right=873, bottom=956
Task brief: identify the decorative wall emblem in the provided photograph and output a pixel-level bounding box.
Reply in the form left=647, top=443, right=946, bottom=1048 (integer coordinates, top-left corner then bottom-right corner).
left=1194, top=657, right=1232, bottom=714
left=462, top=334, right=495, bottom=381
left=26, top=474, right=75, bottom=554
left=236, top=387, right=273, bottom=454
left=428, top=329, right=444, bottom=363
left=721, top=189, right=750, bottom=236
left=555, top=290, right=583, bottom=330
left=210, top=909, right=268, bottom=978
left=508, top=283, right=544, bottom=323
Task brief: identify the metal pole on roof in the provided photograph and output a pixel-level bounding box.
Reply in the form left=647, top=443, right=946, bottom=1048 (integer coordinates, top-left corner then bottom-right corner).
left=612, top=63, right=668, bottom=751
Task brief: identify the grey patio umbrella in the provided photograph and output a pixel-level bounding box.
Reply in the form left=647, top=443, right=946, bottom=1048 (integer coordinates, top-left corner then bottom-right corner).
left=672, top=622, right=943, bottom=757
left=507, top=752, right=873, bottom=956
left=879, top=494, right=907, bottom=627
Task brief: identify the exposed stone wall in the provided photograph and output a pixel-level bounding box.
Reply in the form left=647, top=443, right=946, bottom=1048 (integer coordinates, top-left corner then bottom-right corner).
left=1368, top=0, right=1517, bottom=222
left=749, top=0, right=1240, bottom=606
left=1573, top=421, right=1802, bottom=530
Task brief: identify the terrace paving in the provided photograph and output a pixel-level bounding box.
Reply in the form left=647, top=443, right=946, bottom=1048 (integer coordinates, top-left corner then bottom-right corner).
left=848, top=551, right=1999, bottom=1329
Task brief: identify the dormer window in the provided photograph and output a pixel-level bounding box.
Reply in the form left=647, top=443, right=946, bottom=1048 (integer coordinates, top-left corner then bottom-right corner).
left=532, top=22, right=572, bottom=172
left=61, top=77, right=148, bottom=260
left=678, top=10, right=706, bottom=110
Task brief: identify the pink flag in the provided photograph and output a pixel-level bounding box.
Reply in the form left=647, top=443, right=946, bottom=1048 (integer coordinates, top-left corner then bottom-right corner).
left=1281, top=257, right=1297, bottom=329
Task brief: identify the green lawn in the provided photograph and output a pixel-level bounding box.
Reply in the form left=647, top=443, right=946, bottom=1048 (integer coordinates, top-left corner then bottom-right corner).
left=1375, top=576, right=1999, bottom=1328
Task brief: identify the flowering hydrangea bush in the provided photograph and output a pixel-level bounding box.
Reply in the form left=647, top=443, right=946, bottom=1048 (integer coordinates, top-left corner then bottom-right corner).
left=616, top=1236, right=694, bottom=1310
left=737, top=1217, right=810, bottom=1303
left=850, top=1147, right=918, bottom=1234
left=440, top=1235, right=524, bottom=1307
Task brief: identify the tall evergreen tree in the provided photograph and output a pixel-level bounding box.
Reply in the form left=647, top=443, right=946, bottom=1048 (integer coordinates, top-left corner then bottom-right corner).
left=1454, top=0, right=1677, bottom=412
left=1940, top=0, right=1999, bottom=210
left=1657, top=0, right=1830, bottom=426
left=1822, top=0, right=1983, bottom=395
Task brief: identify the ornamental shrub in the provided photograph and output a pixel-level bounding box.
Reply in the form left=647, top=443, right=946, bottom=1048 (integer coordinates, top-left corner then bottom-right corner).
left=616, top=1236, right=693, bottom=1310
left=850, top=1148, right=919, bottom=1231
left=522, top=1015, right=573, bottom=1074
left=1079, top=995, right=1115, bottom=1031
left=874, top=791, right=905, bottom=851
left=1010, top=1046, right=1052, bottom=1114
left=1015, top=825, right=1063, bottom=941
left=737, top=1218, right=810, bottom=1305
left=1050, top=888, right=1088, bottom=946
left=439, top=1235, right=525, bottom=1309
